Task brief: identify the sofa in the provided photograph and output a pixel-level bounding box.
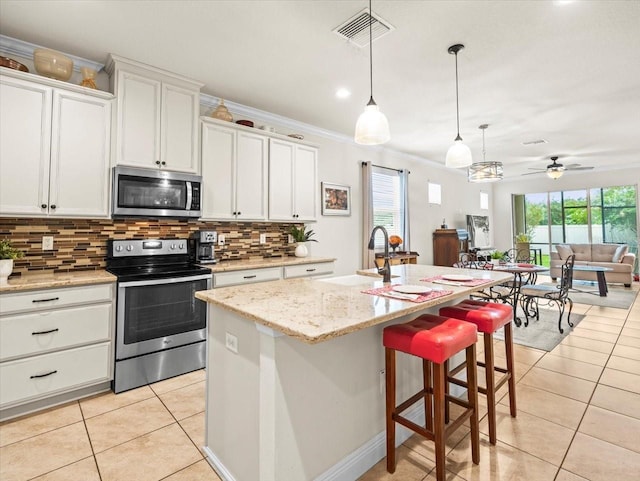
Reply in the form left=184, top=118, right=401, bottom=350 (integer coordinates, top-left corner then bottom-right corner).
left=550, top=243, right=636, bottom=287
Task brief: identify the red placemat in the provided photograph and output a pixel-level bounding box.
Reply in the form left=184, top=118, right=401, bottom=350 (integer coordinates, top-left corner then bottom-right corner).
left=420, top=275, right=493, bottom=287
left=361, top=284, right=453, bottom=303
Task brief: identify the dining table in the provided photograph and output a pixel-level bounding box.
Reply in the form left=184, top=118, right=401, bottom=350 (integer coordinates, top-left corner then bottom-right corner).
left=492, top=263, right=550, bottom=326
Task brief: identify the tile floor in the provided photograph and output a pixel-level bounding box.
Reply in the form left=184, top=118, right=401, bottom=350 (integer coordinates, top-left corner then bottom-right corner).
left=1, top=283, right=639, bottom=481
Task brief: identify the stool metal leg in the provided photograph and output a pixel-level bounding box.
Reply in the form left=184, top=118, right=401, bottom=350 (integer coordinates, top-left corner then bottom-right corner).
left=483, top=333, right=497, bottom=445
left=504, top=322, right=517, bottom=417
left=466, top=344, right=480, bottom=464
left=433, top=362, right=446, bottom=481
left=385, top=347, right=396, bottom=473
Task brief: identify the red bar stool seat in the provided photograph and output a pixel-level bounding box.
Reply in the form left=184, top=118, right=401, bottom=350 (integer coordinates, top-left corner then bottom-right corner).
left=383, top=314, right=480, bottom=481
left=439, top=299, right=517, bottom=445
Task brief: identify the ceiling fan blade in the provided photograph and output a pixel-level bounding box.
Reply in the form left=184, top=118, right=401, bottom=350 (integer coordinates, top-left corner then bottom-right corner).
left=527, top=168, right=546, bottom=171
left=522, top=171, right=544, bottom=176
left=566, top=166, right=595, bottom=171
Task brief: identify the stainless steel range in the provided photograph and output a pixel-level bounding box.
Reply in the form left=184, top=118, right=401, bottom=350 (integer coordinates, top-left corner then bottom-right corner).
left=106, top=239, right=212, bottom=393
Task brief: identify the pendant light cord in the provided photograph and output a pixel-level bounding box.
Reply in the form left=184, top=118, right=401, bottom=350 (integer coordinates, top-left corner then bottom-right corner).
left=454, top=50, right=461, bottom=138
left=482, top=127, right=486, bottom=161
left=369, top=0, right=374, bottom=103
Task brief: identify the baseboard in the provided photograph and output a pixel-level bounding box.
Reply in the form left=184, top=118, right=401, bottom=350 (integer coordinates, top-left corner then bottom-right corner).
left=203, top=446, right=237, bottom=481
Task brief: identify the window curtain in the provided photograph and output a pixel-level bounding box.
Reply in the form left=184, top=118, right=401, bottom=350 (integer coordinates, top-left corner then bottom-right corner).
left=361, top=161, right=375, bottom=269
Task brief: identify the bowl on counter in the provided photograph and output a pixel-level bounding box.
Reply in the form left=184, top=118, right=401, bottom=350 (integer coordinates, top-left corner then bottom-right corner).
left=33, top=49, right=73, bottom=81
left=236, top=120, right=254, bottom=128
left=0, top=56, right=29, bottom=72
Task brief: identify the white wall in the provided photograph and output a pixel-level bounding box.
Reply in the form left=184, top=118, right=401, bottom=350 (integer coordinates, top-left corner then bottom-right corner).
left=492, top=167, right=640, bottom=252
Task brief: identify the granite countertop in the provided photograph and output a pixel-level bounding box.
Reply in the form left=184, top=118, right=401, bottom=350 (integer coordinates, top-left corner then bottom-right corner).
left=195, top=264, right=512, bottom=344
left=204, top=256, right=336, bottom=273
left=0, top=270, right=117, bottom=293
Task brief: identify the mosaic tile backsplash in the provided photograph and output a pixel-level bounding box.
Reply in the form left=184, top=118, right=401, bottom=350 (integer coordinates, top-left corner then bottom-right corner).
left=0, top=218, right=302, bottom=277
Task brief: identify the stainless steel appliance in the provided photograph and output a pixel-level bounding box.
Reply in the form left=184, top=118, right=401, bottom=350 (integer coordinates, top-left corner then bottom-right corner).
left=107, top=238, right=212, bottom=393
left=190, top=230, right=218, bottom=264
left=112, top=166, right=202, bottom=218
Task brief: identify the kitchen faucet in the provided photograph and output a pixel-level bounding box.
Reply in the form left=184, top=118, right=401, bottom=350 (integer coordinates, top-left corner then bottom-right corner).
left=368, top=226, right=391, bottom=283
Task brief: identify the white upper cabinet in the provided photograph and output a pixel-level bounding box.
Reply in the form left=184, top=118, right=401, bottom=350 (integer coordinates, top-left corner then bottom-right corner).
left=0, top=71, right=113, bottom=218
left=268, top=138, right=317, bottom=222
left=201, top=119, right=267, bottom=221
left=107, top=55, right=202, bottom=174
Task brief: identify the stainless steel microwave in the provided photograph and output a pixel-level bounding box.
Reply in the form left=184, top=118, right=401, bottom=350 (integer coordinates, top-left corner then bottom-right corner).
left=112, top=166, right=201, bottom=218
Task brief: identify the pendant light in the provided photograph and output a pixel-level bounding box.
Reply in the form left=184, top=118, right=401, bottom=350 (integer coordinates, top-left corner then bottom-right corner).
left=445, top=44, right=472, bottom=168
left=354, top=0, right=390, bottom=145
left=468, top=124, right=503, bottom=182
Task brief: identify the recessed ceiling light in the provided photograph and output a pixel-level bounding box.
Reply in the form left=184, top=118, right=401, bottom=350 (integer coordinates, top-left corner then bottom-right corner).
left=335, top=88, right=351, bottom=99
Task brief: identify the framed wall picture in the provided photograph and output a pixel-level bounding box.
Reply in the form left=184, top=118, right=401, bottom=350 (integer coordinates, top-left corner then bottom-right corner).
left=321, top=182, right=351, bottom=216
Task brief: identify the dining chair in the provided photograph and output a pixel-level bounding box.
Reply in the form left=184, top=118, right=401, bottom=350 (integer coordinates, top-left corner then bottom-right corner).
left=519, top=255, right=575, bottom=333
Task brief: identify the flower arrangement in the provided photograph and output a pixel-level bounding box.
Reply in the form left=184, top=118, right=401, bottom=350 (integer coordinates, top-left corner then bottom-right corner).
left=514, top=232, right=532, bottom=243
left=389, top=235, right=403, bottom=254
left=0, top=239, right=24, bottom=260
left=289, top=225, right=318, bottom=243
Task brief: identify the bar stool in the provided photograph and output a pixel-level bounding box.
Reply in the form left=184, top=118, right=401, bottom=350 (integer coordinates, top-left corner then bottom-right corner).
left=383, top=314, right=480, bottom=481
left=439, top=299, right=516, bottom=445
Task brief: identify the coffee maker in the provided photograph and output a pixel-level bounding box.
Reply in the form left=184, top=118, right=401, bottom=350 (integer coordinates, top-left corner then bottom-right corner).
left=190, top=230, right=217, bottom=264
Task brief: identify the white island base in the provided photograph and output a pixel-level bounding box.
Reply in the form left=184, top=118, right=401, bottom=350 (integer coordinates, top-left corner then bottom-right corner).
left=204, top=304, right=428, bottom=481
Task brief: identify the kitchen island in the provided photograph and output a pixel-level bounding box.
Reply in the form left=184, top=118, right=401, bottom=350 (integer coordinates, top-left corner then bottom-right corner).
left=195, top=264, right=512, bottom=481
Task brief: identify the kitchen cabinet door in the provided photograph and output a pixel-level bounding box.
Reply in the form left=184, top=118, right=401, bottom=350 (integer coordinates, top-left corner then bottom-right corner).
left=268, top=139, right=317, bottom=222
left=201, top=122, right=236, bottom=220
left=49, top=90, right=112, bottom=217
left=0, top=76, right=52, bottom=216
left=114, top=70, right=161, bottom=169
left=161, top=82, right=199, bottom=174
left=235, top=131, right=267, bottom=220
left=293, top=145, right=317, bottom=221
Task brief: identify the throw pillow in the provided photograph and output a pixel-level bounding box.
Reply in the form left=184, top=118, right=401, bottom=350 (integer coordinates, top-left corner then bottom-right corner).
left=612, top=244, right=628, bottom=263
left=556, top=244, right=573, bottom=260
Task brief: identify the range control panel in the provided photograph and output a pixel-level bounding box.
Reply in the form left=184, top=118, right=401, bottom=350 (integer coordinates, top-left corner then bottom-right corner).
left=109, top=239, right=187, bottom=257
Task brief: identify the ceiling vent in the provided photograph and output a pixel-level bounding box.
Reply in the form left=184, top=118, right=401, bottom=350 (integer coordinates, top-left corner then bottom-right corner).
left=333, top=8, right=394, bottom=48
left=522, top=139, right=548, bottom=146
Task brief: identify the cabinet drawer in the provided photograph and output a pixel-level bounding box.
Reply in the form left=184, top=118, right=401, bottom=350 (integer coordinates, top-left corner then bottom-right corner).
left=213, top=267, right=282, bottom=288
left=0, top=342, right=111, bottom=408
left=0, top=283, right=113, bottom=315
left=0, top=303, right=112, bottom=361
left=283, top=262, right=334, bottom=279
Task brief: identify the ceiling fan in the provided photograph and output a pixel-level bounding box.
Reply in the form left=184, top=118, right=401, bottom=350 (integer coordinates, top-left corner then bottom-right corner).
left=522, top=156, right=594, bottom=179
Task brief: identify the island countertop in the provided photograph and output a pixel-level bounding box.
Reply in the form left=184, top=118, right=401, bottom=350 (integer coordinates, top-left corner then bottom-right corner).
left=195, top=264, right=511, bottom=343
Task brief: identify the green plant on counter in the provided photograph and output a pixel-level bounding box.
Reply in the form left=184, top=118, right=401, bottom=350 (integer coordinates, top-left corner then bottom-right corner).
left=0, top=239, right=24, bottom=260
left=289, top=225, right=318, bottom=243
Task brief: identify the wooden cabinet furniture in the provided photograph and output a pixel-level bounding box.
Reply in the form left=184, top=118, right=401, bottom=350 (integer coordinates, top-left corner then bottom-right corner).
left=268, top=138, right=318, bottom=222
left=106, top=54, right=203, bottom=174
left=212, top=261, right=334, bottom=288
left=0, top=69, right=113, bottom=218
left=433, top=229, right=462, bottom=267
left=0, top=283, right=114, bottom=419
left=375, top=252, right=419, bottom=268
left=200, top=119, right=268, bottom=221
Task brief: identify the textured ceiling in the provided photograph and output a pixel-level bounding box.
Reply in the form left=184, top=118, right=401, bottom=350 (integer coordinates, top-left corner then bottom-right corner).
left=1, top=0, right=639, bottom=178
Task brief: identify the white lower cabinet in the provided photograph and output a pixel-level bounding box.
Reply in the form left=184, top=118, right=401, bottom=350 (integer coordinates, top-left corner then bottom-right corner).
left=0, top=283, right=114, bottom=415
left=213, top=261, right=334, bottom=288
left=283, top=262, right=334, bottom=279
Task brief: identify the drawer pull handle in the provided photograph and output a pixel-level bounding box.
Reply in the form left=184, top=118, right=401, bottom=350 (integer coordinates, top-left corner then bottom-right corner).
left=30, top=370, right=58, bottom=379
left=32, top=328, right=59, bottom=336
left=243, top=275, right=257, bottom=279
left=32, top=297, right=60, bottom=303
left=306, top=268, right=317, bottom=272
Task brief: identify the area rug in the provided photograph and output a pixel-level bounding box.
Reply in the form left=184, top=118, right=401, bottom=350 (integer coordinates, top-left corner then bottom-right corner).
left=494, top=307, right=585, bottom=352
left=568, top=283, right=638, bottom=309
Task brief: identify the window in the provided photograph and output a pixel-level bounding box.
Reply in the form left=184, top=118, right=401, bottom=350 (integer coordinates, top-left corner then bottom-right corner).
left=480, top=191, right=489, bottom=210
left=513, top=184, right=638, bottom=268
left=372, top=166, right=407, bottom=248
left=428, top=182, right=441, bottom=205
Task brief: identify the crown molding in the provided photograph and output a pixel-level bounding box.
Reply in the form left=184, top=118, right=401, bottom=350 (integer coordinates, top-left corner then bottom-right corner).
left=200, top=92, right=450, bottom=173
left=0, top=35, right=105, bottom=72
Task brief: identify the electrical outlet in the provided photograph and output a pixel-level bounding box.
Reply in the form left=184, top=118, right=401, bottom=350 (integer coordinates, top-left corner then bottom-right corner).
left=260, top=233, right=266, bottom=244
left=42, top=236, right=54, bottom=251
left=288, top=234, right=294, bottom=244
left=379, top=369, right=385, bottom=395
left=225, top=332, right=238, bottom=354
left=218, top=234, right=225, bottom=246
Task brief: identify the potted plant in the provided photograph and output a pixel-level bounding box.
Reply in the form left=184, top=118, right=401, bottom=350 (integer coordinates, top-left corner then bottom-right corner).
left=0, top=239, right=24, bottom=284
left=490, top=250, right=505, bottom=266
left=514, top=232, right=532, bottom=261
left=290, top=225, right=318, bottom=258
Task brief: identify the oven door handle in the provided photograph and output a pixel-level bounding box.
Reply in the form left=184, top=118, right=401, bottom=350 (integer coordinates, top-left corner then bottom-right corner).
left=118, top=274, right=212, bottom=288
